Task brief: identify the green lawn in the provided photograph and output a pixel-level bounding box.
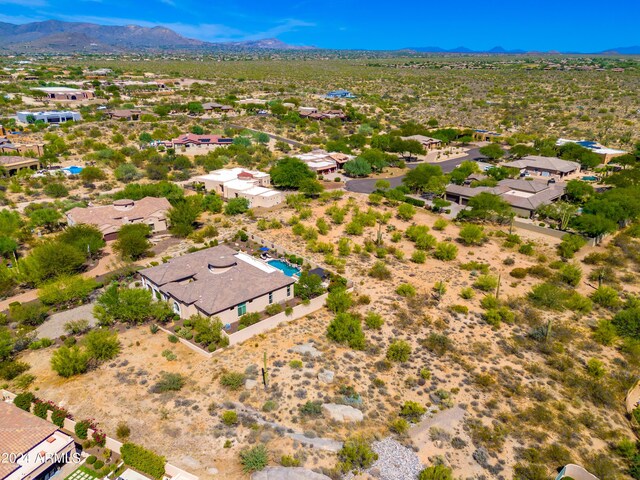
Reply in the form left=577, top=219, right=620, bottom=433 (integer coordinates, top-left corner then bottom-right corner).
left=64, top=465, right=101, bottom=480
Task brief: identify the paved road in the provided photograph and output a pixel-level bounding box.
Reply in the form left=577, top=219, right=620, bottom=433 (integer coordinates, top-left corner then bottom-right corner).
left=346, top=148, right=482, bottom=194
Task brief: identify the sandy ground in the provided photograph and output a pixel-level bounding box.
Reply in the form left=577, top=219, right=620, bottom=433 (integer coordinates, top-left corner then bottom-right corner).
left=14, top=192, right=638, bottom=480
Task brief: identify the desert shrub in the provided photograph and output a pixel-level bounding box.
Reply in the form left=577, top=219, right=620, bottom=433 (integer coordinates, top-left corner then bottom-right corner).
left=558, top=263, right=582, bottom=287
left=396, top=283, right=416, bottom=297
left=458, top=224, right=486, bottom=245
left=289, top=360, right=303, bottom=369
left=262, top=400, right=278, bottom=412
left=397, top=203, right=416, bottom=221
left=33, top=401, right=49, bottom=418
left=460, top=261, right=490, bottom=273
left=558, top=234, right=586, bottom=259
left=264, top=304, right=283, bottom=316
left=591, top=286, right=620, bottom=309
left=38, top=275, right=98, bottom=306
left=527, top=265, right=552, bottom=279
left=64, top=319, right=90, bottom=335
left=116, top=422, right=131, bottom=440
left=325, top=288, right=353, bottom=314
left=280, top=455, right=300, bottom=467
left=483, top=307, right=515, bottom=327
left=592, top=319, right=617, bottom=345
left=422, top=333, right=453, bottom=356
left=299, top=400, right=323, bottom=416
left=239, top=445, right=269, bottom=473
left=221, top=410, right=238, bottom=426
left=419, top=465, right=453, bottom=480
left=433, top=242, right=458, bottom=261
left=473, top=275, right=498, bottom=292
left=510, top=268, right=528, bottom=279
left=85, top=329, right=120, bottom=362
left=9, top=303, right=48, bottom=326
left=459, top=287, right=474, bottom=299
left=518, top=243, right=535, bottom=256
left=13, top=392, right=35, bottom=411
left=389, top=417, right=409, bottom=434
left=387, top=340, right=411, bottom=362
left=368, top=261, right=391, bottom=280
left=50, top=345, right=89, bottom=377
left=220, top=371, right=246, bottom=390
left=0, top=360, right=30, bottom=380
left=29, top=338, right=53, bottom=350
left=150, top=372, right=185, bottom=393
left=86, top=456, right=97, bottom=465
left=528, top=283, right=570, bottom=310
left=400, top=401, right=426, bottom=422
left=480, top=295, right=499, bottom=310
left=433, top=219, right=448, bottom=231
left=364, top=312, right=383, bottom=330
left=411, top=250, right=427, bottom=263
left=120, top=443, right=165, bottom=479
left=327, top=313, right=366, bottom=350
left=449, top=304, right=468, bottom=315
left=93, top=460, right=104, bottom=470
left=338, top=437, right=378, bottom=473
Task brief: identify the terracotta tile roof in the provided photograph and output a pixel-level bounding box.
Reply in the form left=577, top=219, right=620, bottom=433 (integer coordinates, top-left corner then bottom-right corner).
left=0, top=402, right=58, bottom=478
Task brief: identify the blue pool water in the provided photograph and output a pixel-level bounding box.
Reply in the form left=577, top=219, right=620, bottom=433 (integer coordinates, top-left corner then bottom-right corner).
left=268, top=259, right=300, bottom=277
left=582, top=176, right=598, bottom=181
left=64, top=166, right=83, bottom=174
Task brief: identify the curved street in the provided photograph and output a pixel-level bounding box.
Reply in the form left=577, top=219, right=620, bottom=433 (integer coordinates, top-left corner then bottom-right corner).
left=345, top=147, right=482, bottom=194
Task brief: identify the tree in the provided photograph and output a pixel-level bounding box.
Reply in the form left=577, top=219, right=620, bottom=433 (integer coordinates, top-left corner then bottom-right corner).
left=270, top=157, right=316, bottom=189
left=536, top=202, right=578, bottom=230
left=202, top=193, right=223, bottom=213
left=186, top=102, right=204, bottom=114
left=168, top=199, right=202, bottom=237
left=565, top=180, right=595, bottom=203
left=458, top=224, right=486, bottom=245
left=50, top=345, right=89, bottom=377
left=224, top=197, right=250, bottom=215
left=344, top=157, right=372, bottom=177
left=294, top=271, right=323, bottom=300
left=375, top=179, right=391, bottom=191
left=28, top=208, right=62, bottom=232
left=114, top=163, right=142, bottom=183
left=449, top=160, right=481, bottom=184
left=22, top=241, right=86, bottom=284
left=43, top=183, right=68, bottom=198
left=58, top=224, right=105, bottom=259
left=0, top=236, right=18, bottom=257
left=325, top=288, right=352, bottom=314
left=79, top=167, right=106, bottom=182
left=0, top=328, right=13, bottom=362
left=572, top=214, right=617, bottom=239
left=85, top=329, right=120, bottom=362
left=113, top=224, right=152, bottom=260
left=327, top=313, right=366, bottom=350
left=299, top=178, right=324, bottom=197
left=94, top=285, right=170, bottom=325
left=38, top=275, right=98, bottom=306
left=509, top=144, right=537, bottom=159
left=479, top=143, right=505, bottom=160
left=402, top=164, right=445, bottom=194
left=458, top=192, right=512, bottom=222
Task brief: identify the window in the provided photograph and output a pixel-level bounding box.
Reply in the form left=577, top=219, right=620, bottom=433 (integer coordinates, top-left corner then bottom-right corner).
left=268, top=292, right=273, bottom=304
left=237, top=303, right=247, bottom=316
left=173, top=301, right=181, bottom=315
left=286, top=286, right=291, bottom=296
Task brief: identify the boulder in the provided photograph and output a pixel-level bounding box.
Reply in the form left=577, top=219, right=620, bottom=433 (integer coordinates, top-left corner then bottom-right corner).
left=291, top=343, right=322, bottom=358
left=317, top=369, right=334, bottom=383
left=245, top=379, right=258, bottom=390
left=322, top=403, right=364, bottom=422
left=252, top=467, right=331, bottom=480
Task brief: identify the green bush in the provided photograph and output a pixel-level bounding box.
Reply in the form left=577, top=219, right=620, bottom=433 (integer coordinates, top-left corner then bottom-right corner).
left=327, top=313, right=366, bottom=350
left=368, top=261, right=391, bottom=280
left=86, top=456, right=97, bottom=465
left=396, top=284, right=416, bottom=297
left=220, top=371, right=246, bottom=390
left=280, top=455, right=300, bottom=467
left=473, top=275, right=498, bottom=292
left=400, top=401, right=426, bottom=422
left=510, top=268, right=528, bottom=279
left=29, top=338, right=53, bottom=350
left=150, top=372, right=185, bottom=393
left=38, top=275, right=98, bottom=306
left=50, top=346, right=89, bottom=377
left=558, top=234, right=586, bottom=259
left=264, top=304, right=283, bottom=316
left=33, top=401, right=49, bottom=419
left=419, top=465, right=453, bottom=480
left=338, top=437, right=378, bottom=473
left=85, top=329, right=120, bottom=362
left=13, top=392, right=35, bottom=411
left=591, top=286, right=620, bottom=309
left=0, top=360, right=30, bottom=381
left=433, top=242, right=458, bottom=261
left=389, top=417, right=409, bottom=434
left=386, top=340, right=412, bottom=362
left=458, top=224, right=486, bottom=245
left=299, top=400, right=323, bottom=416
left=120, top=443, right=165, bottom=479
left=238, top=312, right=261, bottom=329
left=365, top=312, right=384, bottom=330
left=75, top=420, right=90, bottom=439
left=221, top=410, right=238, bottom=426
left=289, top=359, right=303, bottom=369
left=449, top=305, right=469, bottom=315
left=239, top=445, right=269, bottom=473
left=411, top=250, right=427, bottom=263
left=93, top=461, right=104, bottom=470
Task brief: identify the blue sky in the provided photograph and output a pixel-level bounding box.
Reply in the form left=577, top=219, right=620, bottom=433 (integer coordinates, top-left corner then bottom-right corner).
left=0, top=0, right=638, bottom=51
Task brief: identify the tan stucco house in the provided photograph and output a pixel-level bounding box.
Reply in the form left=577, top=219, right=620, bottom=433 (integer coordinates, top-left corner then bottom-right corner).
left=138, top=245, right=296, bottom=326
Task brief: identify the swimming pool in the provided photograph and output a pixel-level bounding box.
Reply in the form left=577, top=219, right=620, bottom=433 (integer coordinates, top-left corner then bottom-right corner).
left=268, top=259, right=300, bottom=277
left=64, top=166, right=83, bottom=175
left=582, top=176, right=598, bottom=182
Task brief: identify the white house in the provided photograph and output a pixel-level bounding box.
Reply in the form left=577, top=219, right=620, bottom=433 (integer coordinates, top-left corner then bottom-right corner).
left=195, top=168, right=283, bottom=209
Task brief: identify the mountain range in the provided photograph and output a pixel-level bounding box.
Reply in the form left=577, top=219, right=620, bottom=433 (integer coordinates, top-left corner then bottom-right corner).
left=0, top=20, right=313, bottom=53
left=0, top=20, right=638, bottom=54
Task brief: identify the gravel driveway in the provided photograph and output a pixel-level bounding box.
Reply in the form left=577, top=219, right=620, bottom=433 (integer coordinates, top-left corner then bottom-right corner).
left=36, top=303, right=98, bottom=339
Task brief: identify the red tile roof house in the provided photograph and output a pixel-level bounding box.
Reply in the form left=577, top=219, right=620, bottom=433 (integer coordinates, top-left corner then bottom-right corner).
left=66, top=197, right=171, bottom=241
left=171, top=134, right=233, bottom=150
left=0, top=401, right=75, bottom=480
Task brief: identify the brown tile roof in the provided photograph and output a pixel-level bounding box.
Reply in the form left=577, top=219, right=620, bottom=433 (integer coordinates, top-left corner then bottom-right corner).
left=0, top=402, right=58, bottom=478
left=139, top=245, right=295, bottom=316
left=502, top=155, right=580, bottom=174
left=66, top=197, right=171, bottom=236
